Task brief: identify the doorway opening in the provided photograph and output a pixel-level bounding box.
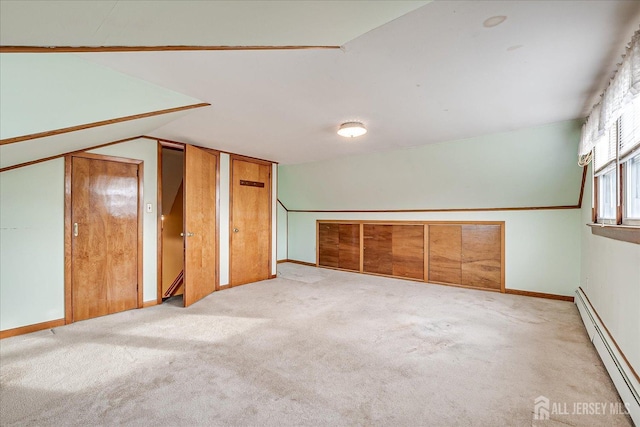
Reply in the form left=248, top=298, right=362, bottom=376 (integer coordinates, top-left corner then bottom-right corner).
left=157, top=142, right=218, bottom=307
left=160, top=146, right=185, bottom=305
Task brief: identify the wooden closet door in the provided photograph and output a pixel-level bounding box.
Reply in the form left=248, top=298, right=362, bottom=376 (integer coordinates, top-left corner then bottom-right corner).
left=230, top=158, right=271, bottom=286
left=338, top=224, right=360, bottom=271
left=363, top=224, right=393, bottom=275
left=428, top=225, right=462, bottom=284
left=462, top=225, right=501, bottom=290
left=392, top=225, right=424, bottom=280
left=318, top=223, right=339, bottom=268
left=71, top=156, right=139, bottom=322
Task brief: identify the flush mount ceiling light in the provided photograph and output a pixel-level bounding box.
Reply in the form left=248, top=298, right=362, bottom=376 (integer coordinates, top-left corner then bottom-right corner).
left=337, top=121, right=367, bottom=138
left=483, top=15, right=507, bottom=28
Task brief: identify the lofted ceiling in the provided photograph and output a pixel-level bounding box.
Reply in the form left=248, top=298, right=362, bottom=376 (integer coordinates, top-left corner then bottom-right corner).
left=1, top=1, right=639, bottom=166
left=0, top=1, right=428, bottom=47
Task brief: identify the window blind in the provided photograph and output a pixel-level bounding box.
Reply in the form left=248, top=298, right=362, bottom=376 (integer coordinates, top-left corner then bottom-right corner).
left=619, top=97, right=640, bottom=158
left=594, top=125, right=617, bottom=173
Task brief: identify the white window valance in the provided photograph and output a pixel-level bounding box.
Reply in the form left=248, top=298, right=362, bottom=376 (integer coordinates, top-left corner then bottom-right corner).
left=579, top=27, right=640, bottom=165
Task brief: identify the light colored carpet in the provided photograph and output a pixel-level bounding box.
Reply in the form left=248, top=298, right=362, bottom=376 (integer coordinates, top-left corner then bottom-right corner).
left=0, top=263, right=632, bottom=426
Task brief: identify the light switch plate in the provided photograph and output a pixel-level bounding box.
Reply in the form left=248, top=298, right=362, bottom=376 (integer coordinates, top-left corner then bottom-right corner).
left=146, top=203, right=153, bottom=213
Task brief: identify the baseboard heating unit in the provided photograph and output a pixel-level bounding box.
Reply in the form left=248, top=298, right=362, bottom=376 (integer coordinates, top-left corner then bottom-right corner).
left=575, top=287, right=639, bottom=425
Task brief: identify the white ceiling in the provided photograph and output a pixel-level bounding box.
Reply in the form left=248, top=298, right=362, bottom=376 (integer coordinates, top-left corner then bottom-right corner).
left=2, top=1, right=639, bottom=165
left=0, top=1, right=427, bottom=47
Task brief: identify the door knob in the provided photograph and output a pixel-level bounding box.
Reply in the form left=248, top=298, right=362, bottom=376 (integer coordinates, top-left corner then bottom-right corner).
left=181, top=232, right=195, bottom=237
left=73, top=223, right=78, bottom=237
left=233, top=228, right=239, bottom=233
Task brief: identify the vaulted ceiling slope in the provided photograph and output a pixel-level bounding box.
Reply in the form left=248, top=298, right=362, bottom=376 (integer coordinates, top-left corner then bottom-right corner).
left=1, top=1, right=639, bottom=167
left=0, top=1, right=428, bottom=47
left=0, top=54, right=205, bottom=168
left=78, top=1, right=640, bottom=164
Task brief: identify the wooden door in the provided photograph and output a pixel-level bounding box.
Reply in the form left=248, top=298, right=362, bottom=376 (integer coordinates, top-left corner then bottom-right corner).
left=392, top=225, right=424, bottom=280
left=461, top=225, right=502, bottom=290
left=71, top=156, right=139, bottom=322
left=318, top=223, right=339, bottom=268
left=338, top=224, right=360, bottom=271
left=230, top=158, right=271, bottom=286
left=183, top=145, right=218, bottom=307
left=428, top=225, right=462, bottom=284
left=363, top=224, right=393, bottom=275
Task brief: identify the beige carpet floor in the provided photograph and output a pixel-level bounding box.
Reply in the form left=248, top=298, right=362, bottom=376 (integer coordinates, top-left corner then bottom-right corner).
left=0, top=263, right=632, bottom=426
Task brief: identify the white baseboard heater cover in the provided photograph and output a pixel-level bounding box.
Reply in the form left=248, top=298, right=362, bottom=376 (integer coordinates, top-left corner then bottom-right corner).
left=575, top=288, right=639, bottom=425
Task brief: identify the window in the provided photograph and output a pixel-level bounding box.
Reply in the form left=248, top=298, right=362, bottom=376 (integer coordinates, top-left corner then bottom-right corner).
left=593, top=97, right=640, bottom=226
left=625, top=152, right=640, bottom=223
left=597, top=167, right=616, bottom=222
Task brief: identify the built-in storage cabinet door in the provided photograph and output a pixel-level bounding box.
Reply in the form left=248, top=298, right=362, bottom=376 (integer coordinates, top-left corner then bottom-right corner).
left=392, top=225, right=424, bottom=280
left=319, top=220, right=503, bottom=292
left=428, top=225, right=462, bottom=284
left=461, top=225, right=501, bottom=290
left=318, top=223, right=339, bottom=268
left=339, top=224, right=360, bottom=271
left=363, top=224, right=424, bottom=279
left=363, top=224, right=393, bottom=275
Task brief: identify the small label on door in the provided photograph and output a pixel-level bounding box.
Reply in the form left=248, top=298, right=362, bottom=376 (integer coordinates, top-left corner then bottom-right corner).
left=240, top=180, right=265, bottom=188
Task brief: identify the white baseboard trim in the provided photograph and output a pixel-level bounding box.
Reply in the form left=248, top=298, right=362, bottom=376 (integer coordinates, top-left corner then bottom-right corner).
left=575, top=288, right=639, bottom=425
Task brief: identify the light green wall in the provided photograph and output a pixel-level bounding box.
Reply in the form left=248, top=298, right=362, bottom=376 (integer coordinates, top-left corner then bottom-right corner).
left=579, top=163, right=640, bottom=371
left=219, top=153, right=230, bottom=285
left=0, top=138, right=157, bottom=331
left=277, top=202, right=288, bottom=261
left=279, top=120, right=583, bottom=210
left=0, top=138, right=280, bottom=331
left=287, top=210, right=580, bottom=296
left=0, top=159, right=65, bottom=330
left=0, top=54, right=201, bottom=140
left=279, top=120, right=584, bottom=297
left=272, top=164, right=278, bottom=275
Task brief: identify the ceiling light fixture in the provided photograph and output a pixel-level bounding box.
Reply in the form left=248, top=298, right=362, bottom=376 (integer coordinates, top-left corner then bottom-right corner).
left=483, top=15, right=507, bottom=28
left=337, top=121, right=367, bottom=138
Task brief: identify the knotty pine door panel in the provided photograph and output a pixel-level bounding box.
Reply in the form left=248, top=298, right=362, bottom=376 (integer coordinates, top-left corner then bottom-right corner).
left=392, top=225, right=424, bottom=280
left=461, top=225, right=501, bottom=290
left=428, top=225, right=462, bottom=284
left=363, top=224, right=393, bottom=275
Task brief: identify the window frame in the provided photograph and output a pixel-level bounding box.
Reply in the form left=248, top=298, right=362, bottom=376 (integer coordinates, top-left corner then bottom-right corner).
left=592, top=104, right=640, bottom=229
left=622, top=151, right=640, bottom=226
